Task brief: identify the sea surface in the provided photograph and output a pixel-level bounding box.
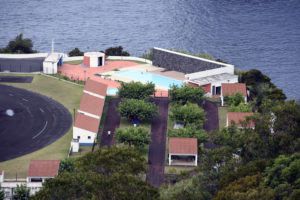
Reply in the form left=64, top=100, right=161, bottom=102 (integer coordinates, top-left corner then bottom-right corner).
left=0, top=0, right=299, bottom=99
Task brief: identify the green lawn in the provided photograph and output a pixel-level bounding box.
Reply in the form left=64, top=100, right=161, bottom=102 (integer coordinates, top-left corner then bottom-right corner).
left=63, top=60, right=83, bottom=65
left=0, top=74, right=83, bottom=178
left=218, top=106, right=228, bottom=128
left=70, top=146, right=93, bottom=158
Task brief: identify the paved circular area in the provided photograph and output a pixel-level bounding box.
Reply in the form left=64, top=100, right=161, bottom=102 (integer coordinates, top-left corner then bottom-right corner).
left=0, top=84, right=72, bottom=162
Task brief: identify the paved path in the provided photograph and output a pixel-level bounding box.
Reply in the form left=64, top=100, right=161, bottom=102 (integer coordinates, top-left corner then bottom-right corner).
left=146, top=98, right=170, bottom=188
left=202, top=100, right=219, bottom=149
left=99, top=98, right=121, bottom=147
left=0, top=84, right=72, bottom=162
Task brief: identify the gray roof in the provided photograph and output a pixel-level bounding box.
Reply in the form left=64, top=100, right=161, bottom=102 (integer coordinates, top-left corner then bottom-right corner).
left=189, top=73, right=238, bottom=85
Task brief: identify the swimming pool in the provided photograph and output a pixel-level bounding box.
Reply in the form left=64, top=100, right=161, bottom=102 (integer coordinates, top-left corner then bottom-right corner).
left=106, top=88, right=118, bottom=96
left=115, top=70, right=182, bottom=89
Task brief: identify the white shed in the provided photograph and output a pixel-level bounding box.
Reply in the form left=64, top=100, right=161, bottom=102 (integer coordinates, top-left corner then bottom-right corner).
left=83, top=52, right=105, bottom=67
left=43, top=53, right=63, bottom=74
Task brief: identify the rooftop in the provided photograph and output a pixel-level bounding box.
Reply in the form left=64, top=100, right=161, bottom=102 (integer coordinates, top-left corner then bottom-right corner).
left=0, top=170, right=2, bottom=175
left=74, top=113, right=100, bottom=133
left=222, top=83, right=247, bottom=96
left=78, top=93, right=105, bottom=117
left=44, top=53, right=62, bottom=63
left=27, top=160, right=60, bottom=177
left=84, top=78, right=108, bottom=97
left=227, top=112, right=254, bottom=128
left=189, top=73, right=238, bottom=86
left=169, top=137, right=198, bottom=155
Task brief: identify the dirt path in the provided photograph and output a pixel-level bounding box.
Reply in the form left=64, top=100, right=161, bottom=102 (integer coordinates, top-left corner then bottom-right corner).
left=146, top=98, right=170, bottom=188
left=99, top=98, right=121, bottom=147
left=202, top=100, right=219, bottom=149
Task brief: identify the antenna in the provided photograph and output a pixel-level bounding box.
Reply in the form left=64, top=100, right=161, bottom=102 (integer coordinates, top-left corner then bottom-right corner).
left=51, top=39, right=54, bottom=53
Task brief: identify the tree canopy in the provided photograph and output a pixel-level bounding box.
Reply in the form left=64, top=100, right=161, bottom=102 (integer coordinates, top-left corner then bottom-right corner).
left=117, top=81, right=155, bottom=100
left=169, top=84, right=205, bottom=104
left=13, top=184, right=30, bottom=200
left=0, top=33, right=37, bottom=53
left=105, top=46, right=130, bottom=56
left=33, top=147, right=159, bottom=200
left=58, top=158, right=75, bottom=174
left=68, top=48, right=84, bottom=57
left=168, top=126, right=209, bottom=144
left=115, top=127, right=151, bottom=147
left=118, top=99, right=158, bottom=121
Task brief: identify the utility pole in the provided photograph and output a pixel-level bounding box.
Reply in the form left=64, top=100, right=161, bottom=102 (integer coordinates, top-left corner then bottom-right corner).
left=51, top=39, right=54, bottom=53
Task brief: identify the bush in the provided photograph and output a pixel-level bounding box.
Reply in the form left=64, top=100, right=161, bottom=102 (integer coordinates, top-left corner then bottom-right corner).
left=115, top=127, right=151, bottom=148
left=68, top=48, right=84, bottom=57
left=105, top=46, right=130, bottom=56
left=118, top=81, right=155, bottom=100
left=169, top=84, right=205, bottom=104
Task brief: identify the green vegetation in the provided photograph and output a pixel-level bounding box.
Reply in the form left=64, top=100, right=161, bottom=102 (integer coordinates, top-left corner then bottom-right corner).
left=32, top=147, right=159, bottom=200
left=118, top=99, right=158, bottom=122
left=141, top=48, right=153, bottom=61
left=218, top=106, right=228, bottom=128
left=50, top=73, right=85, bottom=85
left=115, top=127, right=151, bottom=148
left=13, top=184, right=30, bottom=200
left=63, top=60, right=83, bottom=65
left=169, top=84, right=205, bottom=104
left=0, top=186, right=4, bottom=200
left=0, top=33, right=37, bottom=53
left=168, top=126, right=208, bottom=144
left=105, top=46, right=130, bottom=56
left=58, top=158, right=75, bottom=174
left=118, top=81, right=155, bottom=100
left=0, top=74, right=83, bottom=178
left=68, top=48, right=84, bottom=57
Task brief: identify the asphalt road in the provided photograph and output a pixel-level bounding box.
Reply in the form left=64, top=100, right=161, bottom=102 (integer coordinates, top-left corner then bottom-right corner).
left=0, top=84, right=72, bottom=162
left=146, top=98, right=170, bottom=188
left=203, top=100, right=219, bottom=149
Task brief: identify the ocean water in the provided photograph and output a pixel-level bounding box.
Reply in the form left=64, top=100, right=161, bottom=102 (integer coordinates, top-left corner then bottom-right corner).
left=0, top=0, right=299, bottom=99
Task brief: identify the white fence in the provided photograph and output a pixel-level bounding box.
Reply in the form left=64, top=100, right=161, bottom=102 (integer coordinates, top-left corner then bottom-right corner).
left=107, top=56, right=152, bottom=64
left=63, top=56, right=83, bottom=61
left=0, top=53, right=48, bottom=58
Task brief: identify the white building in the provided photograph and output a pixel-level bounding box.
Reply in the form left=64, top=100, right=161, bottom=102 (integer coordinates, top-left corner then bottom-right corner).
left=43, top=53, right=63, bottom=74
left=83, top=52, right=105, bottom=67
left=0, top=160, right=60, bottom=199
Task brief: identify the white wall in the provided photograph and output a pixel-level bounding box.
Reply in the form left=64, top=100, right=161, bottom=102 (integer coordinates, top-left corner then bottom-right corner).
left=185, top=65, right=235, bottom=80
left=63, top=56, right=83, bottom=61
left=73, top=127, right=97, bottom=144
left=77, top=110, right=101, bottom=119
left=107, top=56, right=152, bottom=64
left=43, top=62, right=57, bottom=74
left=83, top=90, right=105, bottom=99
left=0, top=53, right=48, bottom=58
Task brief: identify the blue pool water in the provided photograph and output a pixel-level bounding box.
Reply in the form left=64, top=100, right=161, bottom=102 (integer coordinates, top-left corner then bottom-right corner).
left=115, top=70, right=182, bottom=89
left=106, top=88, right=118, bottom=96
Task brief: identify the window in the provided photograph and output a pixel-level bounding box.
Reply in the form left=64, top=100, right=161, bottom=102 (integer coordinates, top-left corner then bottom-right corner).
left=88, top=136, right=91, bottom=139
left=77, top=136, right=80, bottom=139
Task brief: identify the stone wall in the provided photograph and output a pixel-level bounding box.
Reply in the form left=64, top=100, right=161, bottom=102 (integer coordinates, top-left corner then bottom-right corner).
left=152, top=48, right=226, bottom=74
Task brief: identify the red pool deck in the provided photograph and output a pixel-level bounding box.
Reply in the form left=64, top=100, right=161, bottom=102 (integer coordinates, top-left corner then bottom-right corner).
left=58, top=60, right=139, bottom=88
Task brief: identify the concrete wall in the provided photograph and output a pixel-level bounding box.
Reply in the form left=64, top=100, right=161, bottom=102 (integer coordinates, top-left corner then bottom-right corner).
left=73, top=127, right=96, bottom=144
left=152, top=47, right=233, bottom=74
left=0, top=57, right=45, bottom=72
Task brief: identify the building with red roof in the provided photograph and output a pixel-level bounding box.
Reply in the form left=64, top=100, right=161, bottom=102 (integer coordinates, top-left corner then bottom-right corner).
left=168, top=137, right=198, bottom=166
left=226, top=112, right=254, bottom=129
left=73, top=113, right=100, bottom=145
left=78, top=93, right=105, bottom=119
left=83, top=78, right=107, bottom=99
left=27, top=160, right=60, bottom=182
left=221, top=83, right=247, bottom=106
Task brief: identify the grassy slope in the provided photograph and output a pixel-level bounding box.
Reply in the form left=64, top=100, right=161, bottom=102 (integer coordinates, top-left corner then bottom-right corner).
left=218, top=106, right=228, bottom=128
left=0, top=74, right=83, bottom=178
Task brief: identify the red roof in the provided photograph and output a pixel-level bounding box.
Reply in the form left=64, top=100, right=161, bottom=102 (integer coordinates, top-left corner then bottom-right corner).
left=27, top=160, right=60, bottom=177
left=169, top=137, right=198, bottom=154
left=74, top=113, right=100, bottom=133
left=78, top=93, right=104, bottom=117
left=222, top=83, right=247, bottom=96
left=84, top=78, right=107, bottom=97
left=0, top=170, right=2, bottom=175
left=227, top=112, right=254, bottom=128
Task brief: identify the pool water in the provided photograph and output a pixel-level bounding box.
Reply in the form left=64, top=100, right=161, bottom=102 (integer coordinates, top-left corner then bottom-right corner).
left=115, top=70, right=182, bottom=89
left=107, top=88, right=118, bottom=96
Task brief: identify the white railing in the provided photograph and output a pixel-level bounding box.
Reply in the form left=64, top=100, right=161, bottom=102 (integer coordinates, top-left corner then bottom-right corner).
left=63, top=56, right=83, bottom=61
left=0, top=53, right=48, bottom=58
left=106, top=56, right=152, bottom=64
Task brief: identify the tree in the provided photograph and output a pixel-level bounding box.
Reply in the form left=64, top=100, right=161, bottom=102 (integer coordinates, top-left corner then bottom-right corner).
left=0, top=185, right=4, bottom=200
left=117, top=81, right=155, bottom=100
left=58, top=158, right=75, bottom=174
left=0, top=33, right=37, bottom=54
left=118, top=99, right=158, bottom=121
left=115, top=127, right=151, bottom=147
left=168, top=126, right=208, bottom=144
left=169, top=102, right=206, bottom=126
left=224, top=93, right=245, bottom=107
left=13, top=184, right=30, bottom=200
left=228, top=102, right=253, bottom=112
left=68, top=48, right=84, bottom=57
left=213, top=174, right=275, bottom=200
left=169, top=84, right=205, bottom=104
left=33, top=147, right=159, bottom=200
left=105, top=46, right=130, bottom=56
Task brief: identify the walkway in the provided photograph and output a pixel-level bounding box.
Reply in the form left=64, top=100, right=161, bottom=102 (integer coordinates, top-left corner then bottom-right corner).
left=202, top=100, right=219, bottom=149
left=99, top=98, right=121, bottom=147
left=146, top=98, right=170, bottom=188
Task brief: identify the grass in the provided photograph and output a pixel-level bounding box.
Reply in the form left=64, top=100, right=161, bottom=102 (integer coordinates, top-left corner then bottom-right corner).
left=165, top=166, right=195, bottom=174
left=0, top=73, right=83, bottom=178
left=63, top=60, right=83, bottom=65
left=51, top=73, right=85, bottom=85
left=218, top=106, right=228, bottom=128
left=106, top=59, right=147, bottom=64
left=70, top=146, right=93, bottom=158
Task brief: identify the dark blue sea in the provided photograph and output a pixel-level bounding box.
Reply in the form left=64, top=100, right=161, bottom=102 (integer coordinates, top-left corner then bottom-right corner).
left=0, top=0, right=299, bottom=99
